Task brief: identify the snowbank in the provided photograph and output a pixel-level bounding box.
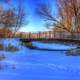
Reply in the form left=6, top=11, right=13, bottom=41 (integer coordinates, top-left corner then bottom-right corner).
left=32, top=42, right=77, bottom=50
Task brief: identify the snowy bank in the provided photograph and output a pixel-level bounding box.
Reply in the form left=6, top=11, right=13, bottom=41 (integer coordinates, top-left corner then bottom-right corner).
left=32, top=42, right=77, bottom=50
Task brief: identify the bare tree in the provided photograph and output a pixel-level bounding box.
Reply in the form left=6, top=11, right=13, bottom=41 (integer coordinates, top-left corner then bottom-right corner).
left=36, top=0, right=80, bottom=34
left=13, top=0, right=26, bottom=36
left=0, top=0, right=27, bottom=37
left=57, top=0, right=80, bottom=32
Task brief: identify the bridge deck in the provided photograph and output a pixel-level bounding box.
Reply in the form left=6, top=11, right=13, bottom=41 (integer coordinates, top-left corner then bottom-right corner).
left=20, top=38, right=80, bottom=44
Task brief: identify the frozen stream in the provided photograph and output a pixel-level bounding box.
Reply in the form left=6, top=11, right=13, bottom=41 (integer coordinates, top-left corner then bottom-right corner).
left=0, top=39, right=80, bottom=80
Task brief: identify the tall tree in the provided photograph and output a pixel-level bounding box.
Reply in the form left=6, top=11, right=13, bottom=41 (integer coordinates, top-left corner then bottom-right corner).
left=57, top=0, right=80, bottom=32
left=36, top=0, right=80, bottom=34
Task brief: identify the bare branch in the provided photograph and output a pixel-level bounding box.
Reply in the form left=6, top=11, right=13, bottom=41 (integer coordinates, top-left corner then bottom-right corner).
left=36, top=0, right=80, bottom=33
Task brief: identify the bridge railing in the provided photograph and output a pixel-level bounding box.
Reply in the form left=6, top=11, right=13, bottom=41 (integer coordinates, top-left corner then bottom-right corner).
left=18, top=31, right=80, bottom=40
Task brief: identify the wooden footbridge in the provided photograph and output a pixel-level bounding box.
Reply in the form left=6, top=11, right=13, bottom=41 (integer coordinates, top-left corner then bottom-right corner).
left=19, top=31, right=80, bottom=43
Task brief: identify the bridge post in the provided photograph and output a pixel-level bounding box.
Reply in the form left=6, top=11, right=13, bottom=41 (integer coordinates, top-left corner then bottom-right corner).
left=38, top=32, right=41, bottom=39
left=28, top=32, right=31, bottom=39
left=59, top=31, right=61, bottom=39
left=77, top=32, right=79, bottom=40
left=53, top=31, right=55, bottom=39
left=49, top=31, right=51, bottom=39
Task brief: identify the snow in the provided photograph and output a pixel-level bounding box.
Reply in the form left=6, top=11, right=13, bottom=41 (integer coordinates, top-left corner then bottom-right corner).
left=0, top=38, right=80, bottom=80
left=32, top=42, right=77, bottom=50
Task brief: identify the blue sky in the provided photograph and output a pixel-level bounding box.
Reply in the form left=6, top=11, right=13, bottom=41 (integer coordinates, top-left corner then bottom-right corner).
left=0, top=0, right=57, bottom=32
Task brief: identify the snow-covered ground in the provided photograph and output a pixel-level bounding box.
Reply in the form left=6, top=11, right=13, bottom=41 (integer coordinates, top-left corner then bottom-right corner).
left=32, top=41, right=77, bottom=50
left=0, top=39, right=80, bottom=80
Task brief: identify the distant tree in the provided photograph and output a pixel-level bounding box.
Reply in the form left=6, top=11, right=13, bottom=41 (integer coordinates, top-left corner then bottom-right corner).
left=36, top=0, right=80, bottom=35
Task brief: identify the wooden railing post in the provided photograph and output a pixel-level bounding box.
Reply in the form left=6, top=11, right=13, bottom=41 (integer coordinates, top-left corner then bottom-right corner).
left=28, top=32, right=31, bottom=39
